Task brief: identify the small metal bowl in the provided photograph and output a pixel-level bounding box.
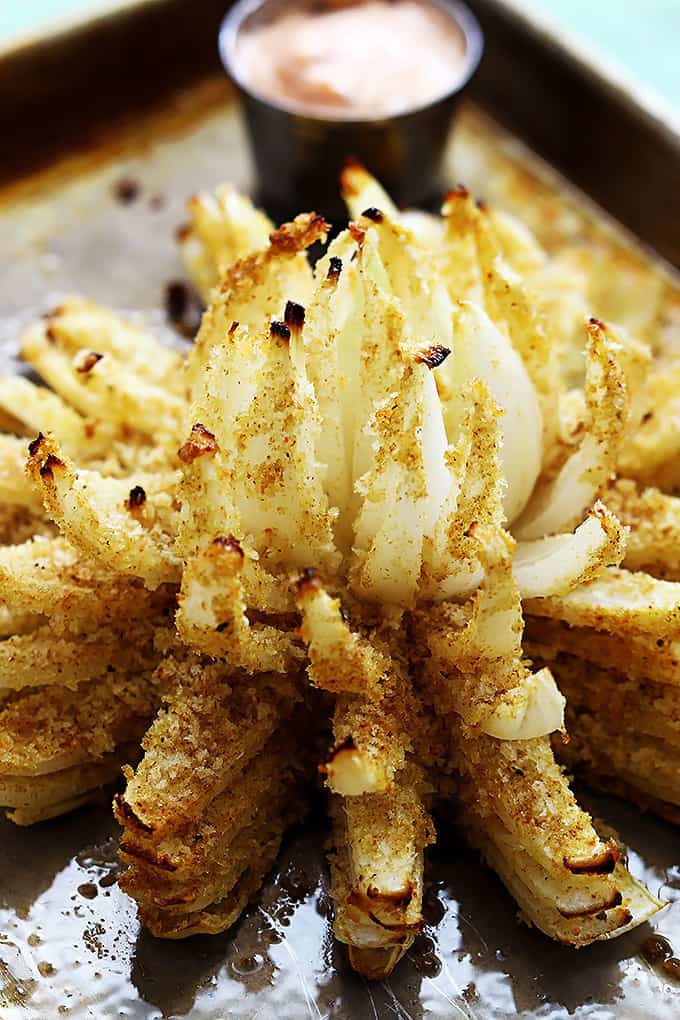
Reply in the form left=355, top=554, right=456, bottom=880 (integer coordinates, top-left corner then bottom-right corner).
left=219, top=0, right=484, bottom=223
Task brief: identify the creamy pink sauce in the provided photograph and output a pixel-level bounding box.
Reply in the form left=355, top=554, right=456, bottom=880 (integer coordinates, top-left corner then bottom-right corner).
left=235, top=0, right=467, bottom=118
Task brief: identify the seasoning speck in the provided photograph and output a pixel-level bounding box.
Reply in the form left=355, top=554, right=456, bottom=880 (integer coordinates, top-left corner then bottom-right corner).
left=113, top=176, right=140, bottom=204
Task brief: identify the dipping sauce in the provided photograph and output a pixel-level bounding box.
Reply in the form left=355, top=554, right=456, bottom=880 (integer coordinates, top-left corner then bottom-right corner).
left=235, top=0, right=468, bottom=119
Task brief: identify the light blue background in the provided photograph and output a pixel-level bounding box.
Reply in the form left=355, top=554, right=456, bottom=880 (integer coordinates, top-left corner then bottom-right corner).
left=1, top=1, right=679, bottom=107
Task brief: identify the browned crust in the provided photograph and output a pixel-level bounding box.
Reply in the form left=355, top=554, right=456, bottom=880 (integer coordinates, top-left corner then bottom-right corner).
left=361, top=207, right=384, bottom=224
left=270, top=320, right=291, bottom=341
left=564, top=846, right=619, bottom=875
left=27, top=432, right=45, bottom=456
left=346, top=892, right=423, bottom=933
left=75, top=351, right=103, bottom=374
left=366, top=881, right=414, bottom=907
left=119, top=840, right=177, bottom=873
left=268, top=213, right=330, bottom=255
left=284, top=300, right=305, bottom=331
left=349, top=223, right=366, bottom=247
left=127, top=485, right=147, bottom=510
left=444, top=184, right=471, bottom=202
left=26, top=431, right=65, bottom=481
left=178, top=423, right=218, bottom=464
left=327, top=256, right=343, bottom=283
left=212, top=535, right=243, bottom=558
left=558, top=888, right=622, bottom=919
left=114, top=792, right=154, bottom=834
left=416, top=344, right=451, bottom=370
left=295, top=567, right=322, bottom=598
left=331, top=735, right=358, bottom=754
left=39, top=452, right=65, bottom=478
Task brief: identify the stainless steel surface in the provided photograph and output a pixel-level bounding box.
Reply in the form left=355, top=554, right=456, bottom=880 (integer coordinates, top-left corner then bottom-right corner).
left=1, top=794, right=679, bottom=1018
left=0, top=0, right=677, bottom=264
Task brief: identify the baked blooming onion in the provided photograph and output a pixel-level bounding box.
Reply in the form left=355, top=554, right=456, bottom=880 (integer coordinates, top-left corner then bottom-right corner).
left=5, top=163, right=680, bottom=980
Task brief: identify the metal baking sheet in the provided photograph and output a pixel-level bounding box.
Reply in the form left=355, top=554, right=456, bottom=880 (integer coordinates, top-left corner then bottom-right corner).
left=1, top=0, right=677, bottom=266
left=0, top=3, right=679, bottom=1018
left=1, top=793, right=679, bottom=1020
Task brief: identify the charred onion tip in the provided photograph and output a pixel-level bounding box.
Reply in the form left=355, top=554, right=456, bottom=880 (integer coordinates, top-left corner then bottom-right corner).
left=446, top=184, right=470, bottom=200
left=349, top=223, right=366, bottom=246
left=213, top=535, right=244, bottom=559
left=331, top=735, right=358, bottom=754
left=114, top=793, right=154, bottom=833
left=268, top=215, right=327, bottom=256
left=270, top=320, right=291, bottom=341
left=588, top=317, right=606, bottom=330
left=559, top=887, right=624, bottom=918
left=344, top=895, right=423, bottom=932
left=76, top=351, right=103, bottom=373
left=192, top=422, right=215, bottom=438
left=39, top=453, right=64, bottom=477
left=476, top=198, right=489, bottom=211
left=564, top=849, right=618, bottom=875
left=284, top=301, right=306, bottom=330
left=178, top=423, right=218, bottom=463
left=229, top=320, right=239, bottom=335
left=327, top=256, right=343, bottom=281
left=361, top=207, right=384, bottom=223
left=296, top=567, right=320, bottom=595
left=118, top=841, right=177, bottom=872
left=128, top=485, right=147, bottom=508
left=366, top=881, right=414, bottom=905
left=416, top=345, right=451, bottom=369
left=28, top=432, right=45, bottom=456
